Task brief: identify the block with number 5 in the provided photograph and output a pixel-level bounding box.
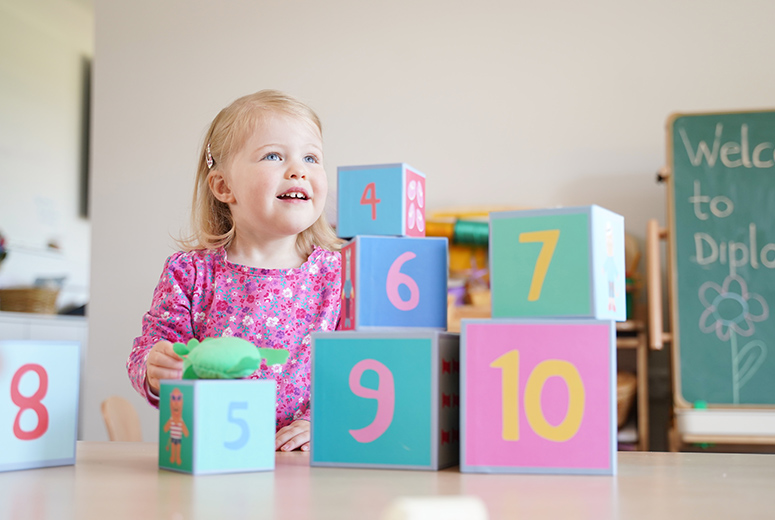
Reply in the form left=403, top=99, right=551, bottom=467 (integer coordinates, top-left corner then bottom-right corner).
left=337, top=163, right=426, bottom=238
left=158, top=379, right=275, bottom=475
left=311, top=330, right=459, bottom=470
left=490, top=205, right=626, bottom=321
left=461, top=319, right=617, bottom=475
left=0, top=341, right=80, bottom=472
left=340, top=236, right=448, bottom=330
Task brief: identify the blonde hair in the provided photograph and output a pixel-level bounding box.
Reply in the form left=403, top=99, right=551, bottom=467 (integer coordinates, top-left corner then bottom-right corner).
left=179, top=90, right=342, bottom=255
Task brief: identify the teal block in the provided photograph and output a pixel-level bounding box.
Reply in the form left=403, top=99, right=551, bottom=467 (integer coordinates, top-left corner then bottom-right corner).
left=310, top=331, right=459, bottom=470
left=337, top=163, right=427, bottom=238
left=158, top=379, right=276, bottom=475
left=0, top=341, right=79, bottom=472
left=490, top=205, right=626, bottom=321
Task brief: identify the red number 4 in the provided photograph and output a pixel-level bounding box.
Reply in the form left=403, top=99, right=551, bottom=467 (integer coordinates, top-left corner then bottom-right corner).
left=11, top=364, right=49, bottom=440
left=360, top=182, right=381, bottom=220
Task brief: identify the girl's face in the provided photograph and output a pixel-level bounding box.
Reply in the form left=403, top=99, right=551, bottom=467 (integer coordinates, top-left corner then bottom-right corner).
left=211, top=111, right=326, bottom=243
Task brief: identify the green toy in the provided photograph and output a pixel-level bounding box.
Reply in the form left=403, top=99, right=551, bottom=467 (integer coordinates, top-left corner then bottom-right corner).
left=172, top=337, right=289, bottom=380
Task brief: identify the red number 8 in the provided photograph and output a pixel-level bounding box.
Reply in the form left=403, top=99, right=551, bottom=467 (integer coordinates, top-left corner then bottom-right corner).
left=11, top=364, right=49, bottom=440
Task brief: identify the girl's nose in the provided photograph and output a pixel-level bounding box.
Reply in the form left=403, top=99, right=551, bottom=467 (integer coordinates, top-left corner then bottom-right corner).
left=287, top=164, right=307, bottom=179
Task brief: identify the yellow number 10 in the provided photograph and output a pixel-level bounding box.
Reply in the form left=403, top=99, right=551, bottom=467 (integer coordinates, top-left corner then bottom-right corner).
left=490, top=350, right=585, bottom=442
left=518, top=230, right=560, bottom=301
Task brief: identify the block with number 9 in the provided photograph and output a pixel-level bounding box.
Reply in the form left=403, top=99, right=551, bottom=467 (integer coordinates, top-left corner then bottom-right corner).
left=461, top=319, right=617, bottom=475
left=340, top=236, right=448, bottom=330
left=337, top=163, right=426, bottom=238
left=490, top=205, right=626, bottom=320
left=158, top=379, right=275, bottom=475
left=0, top=340, right=79, bottom=472
left=311, top=330, right=459, bottom=470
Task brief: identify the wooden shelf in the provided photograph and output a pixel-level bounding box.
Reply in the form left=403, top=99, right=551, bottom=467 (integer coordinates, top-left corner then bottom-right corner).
left=617, top=319, right=649, bottom=451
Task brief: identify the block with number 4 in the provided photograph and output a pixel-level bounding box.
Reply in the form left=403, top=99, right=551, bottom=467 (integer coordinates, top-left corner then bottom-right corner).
left=158, top=379, right=275, bottom=475
left=490, top=205, right=626, bottom=320
left=337, top=163, right=426, bottom=238
left=340, top=235, right=448, bottom=330
left=0, top=340, right=80, bottom=472
left=311, top=330, right=459, bottom=470
left=461, top=319, right=617, bottom=475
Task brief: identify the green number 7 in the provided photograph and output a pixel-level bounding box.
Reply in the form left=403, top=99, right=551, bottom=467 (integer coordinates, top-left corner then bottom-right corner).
left=518, top=230, right=560, bottom=301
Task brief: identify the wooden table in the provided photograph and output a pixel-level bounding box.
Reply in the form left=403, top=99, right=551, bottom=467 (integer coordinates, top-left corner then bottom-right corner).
left=1, top=442, right=774, bottom=519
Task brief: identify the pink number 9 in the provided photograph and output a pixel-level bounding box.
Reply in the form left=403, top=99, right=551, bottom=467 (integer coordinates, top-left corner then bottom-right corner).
left=386, top=252, right=420, bottom=311
left=348, top=359, right=395, bottom=443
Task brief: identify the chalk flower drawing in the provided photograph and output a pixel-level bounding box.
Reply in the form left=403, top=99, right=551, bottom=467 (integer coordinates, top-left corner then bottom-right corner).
left=698, top=274, right=769, bottom=403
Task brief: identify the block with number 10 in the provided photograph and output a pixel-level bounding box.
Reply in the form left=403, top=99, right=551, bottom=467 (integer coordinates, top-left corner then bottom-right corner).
left=337, top=163, right=426, bottom=238
left=311, top=331, right=459, bottom=470
left=340, top=235, right=448, bottom=330
left=158, top=379, right=275, bottom=475
left=0, top=340, right=80, bottom=472
left=461, top=319, right=617, bottom=475
left=490, top=205, right=626, bottom=321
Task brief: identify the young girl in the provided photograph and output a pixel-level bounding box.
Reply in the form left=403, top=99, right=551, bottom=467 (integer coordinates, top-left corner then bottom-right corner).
left=127, top=90, right=342, bottom=452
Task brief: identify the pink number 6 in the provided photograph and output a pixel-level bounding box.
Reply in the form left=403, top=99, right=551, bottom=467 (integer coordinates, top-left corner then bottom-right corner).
left=386, top=252, right=420, bottom=311
left=348, top=359, right=395, bottom=443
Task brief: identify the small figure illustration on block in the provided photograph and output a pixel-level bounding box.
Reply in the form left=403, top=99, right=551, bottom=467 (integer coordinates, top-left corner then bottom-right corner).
left=164, top=388, right=189, bottom=465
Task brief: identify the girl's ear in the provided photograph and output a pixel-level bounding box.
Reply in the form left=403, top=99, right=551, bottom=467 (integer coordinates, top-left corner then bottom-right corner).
left=207, top=170, right=236, bottom=204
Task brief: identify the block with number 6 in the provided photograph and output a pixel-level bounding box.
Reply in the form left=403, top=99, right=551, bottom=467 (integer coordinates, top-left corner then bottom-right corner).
left=337, top=163, right=426, bottom=238
left=461, top=319, right=617, bottom=475
left=158, top=379, right=275, bottom=475
left=311, top=330, right=459, bottom=470
left=490, top=205, right=626, bottom=320
left=340, top=235, right=448, bottom=330
left=0, top=340, right=80, bottom=472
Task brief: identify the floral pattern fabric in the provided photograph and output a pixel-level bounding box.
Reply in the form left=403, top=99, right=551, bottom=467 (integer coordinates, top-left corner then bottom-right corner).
left=127, top=246, right=341, bottom=430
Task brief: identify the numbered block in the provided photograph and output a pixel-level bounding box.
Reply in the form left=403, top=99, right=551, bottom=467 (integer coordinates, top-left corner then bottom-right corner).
left=158, top=379, right=275, bottom=475
left=0, top=341, right=80, bottom=472
left=461, top=319, right=616, bottom=475
left=340, top=236, right=448, bottom=330
left=337, top=163, right=426, bottom=238
left=311, top=330, right=459, bottom=470
left=490, top=205, right=626, bottom=321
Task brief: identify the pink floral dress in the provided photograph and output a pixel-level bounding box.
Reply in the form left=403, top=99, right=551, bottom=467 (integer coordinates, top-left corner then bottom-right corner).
left=127, top=246, right=341, bottom=430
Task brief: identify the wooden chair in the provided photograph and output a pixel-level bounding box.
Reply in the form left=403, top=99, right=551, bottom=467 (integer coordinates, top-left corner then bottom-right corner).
left=101, top=395, right=143, bottom=442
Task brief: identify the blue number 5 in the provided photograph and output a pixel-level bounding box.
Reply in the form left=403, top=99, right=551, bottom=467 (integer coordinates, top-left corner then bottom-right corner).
left=224, top=401, right=249, bottom=450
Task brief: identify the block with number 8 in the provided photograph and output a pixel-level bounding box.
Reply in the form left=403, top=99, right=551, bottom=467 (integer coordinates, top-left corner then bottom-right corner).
left=490, top=205, right=626, bottom=321
left=340, top=235, right=448, bottom=330
left=311, top=330, right=459, bottom=470
left=337, top=163, right=426, bottom=238
left=158, top=379, right=276, bottom=475
left=0, top=340, right=80, bottom=473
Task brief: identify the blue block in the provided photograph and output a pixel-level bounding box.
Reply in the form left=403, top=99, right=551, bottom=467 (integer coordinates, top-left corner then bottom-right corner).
left=158, top=379, right=276, bottom=475
left=490, top=205, right=626, bottom=321
left=0, top=341, right=80, bottom=472
left=311, top=330, right=459, bottom=470
left=340, top=236, right=448, bottom=330
left=337, top=163, right=427, bottom=238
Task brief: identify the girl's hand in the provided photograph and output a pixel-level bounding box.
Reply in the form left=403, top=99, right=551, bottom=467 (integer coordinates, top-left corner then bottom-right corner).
left=146, top=340, right=184, bottom=395
left=275, top=420, right=310, bottom=452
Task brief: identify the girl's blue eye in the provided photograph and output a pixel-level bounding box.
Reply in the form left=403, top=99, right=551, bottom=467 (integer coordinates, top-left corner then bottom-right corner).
left=265, top=153, right=281, bottom=161
left=304, top=155, right=318, bottom=164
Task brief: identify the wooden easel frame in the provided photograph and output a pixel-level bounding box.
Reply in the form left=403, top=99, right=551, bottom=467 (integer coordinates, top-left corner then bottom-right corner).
left=648, top=110, right=775, bottom=451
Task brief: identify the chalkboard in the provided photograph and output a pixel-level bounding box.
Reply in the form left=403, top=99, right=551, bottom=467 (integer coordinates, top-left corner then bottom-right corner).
left=669, top=111, right=775, bottom=407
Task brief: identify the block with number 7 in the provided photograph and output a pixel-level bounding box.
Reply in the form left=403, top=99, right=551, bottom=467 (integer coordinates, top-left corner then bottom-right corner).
left=490, top=205, right=626, bottom=321
left=340, top=235, right=448, bottom=330
left=311, top=330, right=459, bottom=470
left=337, top=163, right=426, bottom=238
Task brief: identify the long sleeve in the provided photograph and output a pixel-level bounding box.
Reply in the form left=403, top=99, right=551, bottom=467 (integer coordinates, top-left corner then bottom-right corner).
left=127, top=252, right=197, bottom=406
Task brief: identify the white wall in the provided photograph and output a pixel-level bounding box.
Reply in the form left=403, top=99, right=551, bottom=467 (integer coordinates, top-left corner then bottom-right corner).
left=0, top=0, right=93, bottom=310
left=88, top=0, right=775, bottom=441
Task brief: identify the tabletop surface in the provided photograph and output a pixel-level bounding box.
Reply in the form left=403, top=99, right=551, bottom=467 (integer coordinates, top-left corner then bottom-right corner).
left=2, top=442, right=775, bottom=520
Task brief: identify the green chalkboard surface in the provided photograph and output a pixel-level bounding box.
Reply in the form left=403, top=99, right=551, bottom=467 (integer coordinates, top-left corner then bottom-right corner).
left=669, top=111, right=775, bottom=407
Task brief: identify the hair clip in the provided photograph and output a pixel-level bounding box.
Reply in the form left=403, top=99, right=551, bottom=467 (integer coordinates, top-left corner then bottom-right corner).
left=205, top=143, right=214, bottom=169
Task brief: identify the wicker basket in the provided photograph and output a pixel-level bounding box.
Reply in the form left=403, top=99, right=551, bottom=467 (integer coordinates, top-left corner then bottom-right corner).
left=617, top=371, right=637, bottom=429
left=0, top=287, right=60, bottom=314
